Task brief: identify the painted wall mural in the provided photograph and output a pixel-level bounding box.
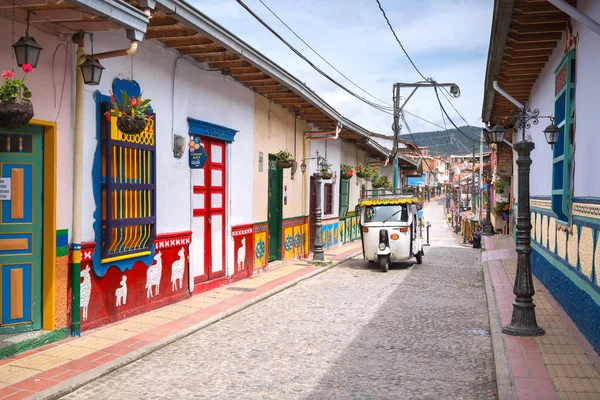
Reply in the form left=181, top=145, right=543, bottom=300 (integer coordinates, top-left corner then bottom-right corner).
left=232, top=224, right=254, bottom=279
left=76, top=231, right=192, bottom=331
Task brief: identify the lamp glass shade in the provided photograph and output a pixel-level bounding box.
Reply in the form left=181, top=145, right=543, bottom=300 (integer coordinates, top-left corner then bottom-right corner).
left=12, top=36, right=42, bottom=68
left=80, top=57, right=104, bottom=86
left=300, top=161, right=307, bottom=173
left=543, top=123, right=560, bottom=146
left=490, top=124, right=506, bottom=144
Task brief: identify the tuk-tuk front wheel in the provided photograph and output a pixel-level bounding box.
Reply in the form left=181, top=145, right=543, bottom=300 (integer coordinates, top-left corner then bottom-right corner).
left=415, top=251, right=423, bottom=265
left=379, top=255, right=389, bottom=272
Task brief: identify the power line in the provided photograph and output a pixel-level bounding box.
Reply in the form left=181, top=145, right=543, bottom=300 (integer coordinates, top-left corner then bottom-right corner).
left=434, top=87, right=484, bottom=145
left=400, top=110, right=443, bottom=184
left=257, top=0, right=390, bottom=107
left=403, top=109, right=445, bottom=130
left=374, top=0, right=427, bottom=81
left=235, top=0, right=395, bottom=114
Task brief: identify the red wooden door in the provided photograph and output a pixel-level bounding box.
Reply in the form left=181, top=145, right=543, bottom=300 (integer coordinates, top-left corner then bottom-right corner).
left=192, top=138, right=226, bottom=283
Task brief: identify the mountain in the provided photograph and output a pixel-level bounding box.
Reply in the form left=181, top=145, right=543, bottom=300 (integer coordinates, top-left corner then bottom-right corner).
left=399, top=125, right=488, bottom=156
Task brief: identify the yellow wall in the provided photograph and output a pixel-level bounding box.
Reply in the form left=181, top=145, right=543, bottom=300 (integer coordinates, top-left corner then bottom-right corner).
left=253, top=95, right=310, bottom=221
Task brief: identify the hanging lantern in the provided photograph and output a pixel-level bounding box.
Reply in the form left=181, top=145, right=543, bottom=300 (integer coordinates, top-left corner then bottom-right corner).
left=79, top=33, right=104, bottom=86
left=543, top=123, right=560, bottom=149
left=80, top=56, right=104, bottom=86
left=12, top=10, right=42, bottom=68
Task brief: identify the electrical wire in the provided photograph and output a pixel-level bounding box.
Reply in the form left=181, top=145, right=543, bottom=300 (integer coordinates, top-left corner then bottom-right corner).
left=234, top=0, right=395, bottom=114
left=257, top=0, right=390, bottom=108
left=434, top=87, right=484, bottom=145
left=400, top=111, right=443, bottom=184
left=374, top=0, right=427, bottom=81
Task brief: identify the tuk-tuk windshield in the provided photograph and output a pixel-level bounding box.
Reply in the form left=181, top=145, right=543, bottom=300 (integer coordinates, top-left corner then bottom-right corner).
left=364, top=204, right=409, bottom=223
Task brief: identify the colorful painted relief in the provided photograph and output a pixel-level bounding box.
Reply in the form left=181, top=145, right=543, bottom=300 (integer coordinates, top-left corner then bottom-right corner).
left=232, top=225, right=254, bottom=279
left=78, top=231, right=191, bottom=331
left=253, top=223, right=268, bottom=271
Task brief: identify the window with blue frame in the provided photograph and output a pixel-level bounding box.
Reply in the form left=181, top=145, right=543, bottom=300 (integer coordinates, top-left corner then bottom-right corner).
left=552, top=49, right=576, bottom=224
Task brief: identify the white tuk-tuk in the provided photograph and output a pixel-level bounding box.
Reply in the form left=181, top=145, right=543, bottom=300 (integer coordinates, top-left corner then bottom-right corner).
left=358, top=192, right=424, bottom=272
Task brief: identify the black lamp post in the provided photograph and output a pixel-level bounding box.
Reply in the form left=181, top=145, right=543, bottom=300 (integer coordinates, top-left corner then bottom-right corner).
left=482, top=167, right=494, bottom=236
left=486, top=107, right=559, bottom=337
left=12, top=10, right=42, bottom=68
left=312, top=156, right=327, bottom=261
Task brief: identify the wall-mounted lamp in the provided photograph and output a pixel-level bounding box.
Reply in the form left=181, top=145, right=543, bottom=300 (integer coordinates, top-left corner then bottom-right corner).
left=79, top=34, right=104, bottom=86
left=300, top=160, right=307, bottom=173
left=173, top=134, right=186, bottom=158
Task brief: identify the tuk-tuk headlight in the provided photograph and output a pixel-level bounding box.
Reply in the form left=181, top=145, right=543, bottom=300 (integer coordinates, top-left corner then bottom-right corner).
left=378, top=243, right=386, bottom=251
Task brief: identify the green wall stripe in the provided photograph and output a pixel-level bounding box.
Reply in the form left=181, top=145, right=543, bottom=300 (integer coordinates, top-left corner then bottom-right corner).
left=0, top=328, right=68, bottom=360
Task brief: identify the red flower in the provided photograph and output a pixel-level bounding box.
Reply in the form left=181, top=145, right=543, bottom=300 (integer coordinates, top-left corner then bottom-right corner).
left=356, top=165, right=361, bottom=170
left=110, top=92, right=115, bottom=103
left=2, top=70, right=14, bottom=80
left=130, top=97, right=137, bottom=107
left=21, top=64, right=33, bottom=74
left=348, top=169, right=354, bottom=175
left=104, top=111, right=111, bottom=121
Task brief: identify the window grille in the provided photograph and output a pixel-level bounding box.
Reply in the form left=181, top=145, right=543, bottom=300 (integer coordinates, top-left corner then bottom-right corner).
left=100, top=103, right=156, bottom=263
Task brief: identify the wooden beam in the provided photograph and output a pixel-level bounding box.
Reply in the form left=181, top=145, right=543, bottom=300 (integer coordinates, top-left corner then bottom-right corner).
left=267, top=94, right=302, bottom=100
left=501, top=63, right=546, bottom=71
left=505, top=49, right=554, bottom=58
left=192, top=52, right=236, bottom=62
left=162, top=36, right=214, bottom=48
left=512, top=13, right=569, bottom=25
left=505, top=41, right=557, bottom=51
left=507, top=32, right=562, bottom=43
left=236, top=78, right=278, bottom=86
left=277, top=99, right=310, bottom=104
left=230, top=72, right=269, bottom=80
left=208, top=60, right=250, bottom=69
left=504, top=55, right=549, bottom=64
left=146, top=26, right=197, bottom=39
left=148, top=16, right=179, bottom=26
left=510, top=22, right=566, bottom=34
left=223, top=66, right=261, bottom=74
left=514, top=3, right=560, bottom=14
left=180, top=45, right=227, bottom=55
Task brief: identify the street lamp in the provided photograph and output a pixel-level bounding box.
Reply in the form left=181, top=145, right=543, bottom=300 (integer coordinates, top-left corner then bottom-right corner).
left=487, top=106, right=559, bottom=337
left=481, top=168, right=494, bottom=236
left=312, top=156, right=327, bottom=261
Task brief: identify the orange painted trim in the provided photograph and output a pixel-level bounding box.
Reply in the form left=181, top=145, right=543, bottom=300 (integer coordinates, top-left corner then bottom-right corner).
left=10, top=168, right=24, bottom=219
left=0, top=238, right=28, bottom=251
left=10, top=268, right=23, bottom=319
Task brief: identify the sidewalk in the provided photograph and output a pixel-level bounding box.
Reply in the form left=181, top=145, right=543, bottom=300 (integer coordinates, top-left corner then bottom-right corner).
left=0, top=242, right=362, bottom=400
left=483, top=235, right=600, bottom=400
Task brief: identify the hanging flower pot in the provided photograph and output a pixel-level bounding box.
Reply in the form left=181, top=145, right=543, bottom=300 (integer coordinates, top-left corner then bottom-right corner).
left=274, top=149, right=295, bottom=169
left=0, top=101, right=33, bottom=129
left=0, top=66, right=35, bottom=129
left=106, top=90, right=152, bottom=136
left=322, top=171, right=333, bottom=180
left=341, top=165, right=354, bottom=180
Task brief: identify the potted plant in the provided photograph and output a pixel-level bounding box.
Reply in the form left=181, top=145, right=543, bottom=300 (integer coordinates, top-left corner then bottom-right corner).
left=106, top=91, right=152, bottom=135
left=365, top=165, right=379, bottom=182
left=372, top=175, right=388, bottom=189
left=274, top=149, right=295, bottom=168
left=494, top=179, right=505, bottom=194
left=355, top=165, right=367, bottom=179
left=341, top=165, right=354, bottom=180
left=494, top=201, right=508, bottom=214
left=321, top=163, right=333, bottom=180
left=0, top=65, right=34, bottom=129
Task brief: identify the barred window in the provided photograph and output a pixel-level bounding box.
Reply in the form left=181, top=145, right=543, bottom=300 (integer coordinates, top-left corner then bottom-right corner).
left=100, top=103, right=156, bottom=263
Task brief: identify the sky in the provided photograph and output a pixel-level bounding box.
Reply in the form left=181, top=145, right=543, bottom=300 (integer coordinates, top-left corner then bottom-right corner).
left=188, top=0, right=494, bottom=136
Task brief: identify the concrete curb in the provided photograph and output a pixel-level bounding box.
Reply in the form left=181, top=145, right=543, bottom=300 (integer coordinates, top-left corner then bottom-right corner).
left=33, top=250, right=362, bottom=400
left=481, top=259, right=514, bottom=400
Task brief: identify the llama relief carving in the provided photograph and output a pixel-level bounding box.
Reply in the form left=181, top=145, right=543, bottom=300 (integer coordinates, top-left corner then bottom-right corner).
left=115, top=276, right=128, bottom=307
left=146, top=251, right=163, bottom=298
left=171, top=247, right=185, bottom=291
left=80, top=265, right=92, bottom=321
left=237, top=238, right=246, bottom=272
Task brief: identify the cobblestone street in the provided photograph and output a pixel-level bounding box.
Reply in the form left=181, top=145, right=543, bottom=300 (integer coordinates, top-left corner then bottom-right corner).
left=62, top=198, right=496, bottom=399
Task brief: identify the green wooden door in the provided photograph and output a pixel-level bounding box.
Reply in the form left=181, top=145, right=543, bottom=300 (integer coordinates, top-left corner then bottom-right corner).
left=0, top=126, right=44, bottom=332
left=267, top=155, right=282, bottom=261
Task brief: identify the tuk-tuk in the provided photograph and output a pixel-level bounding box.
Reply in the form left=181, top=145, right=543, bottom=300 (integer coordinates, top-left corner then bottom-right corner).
left=358, top=191, right=424, bottom=272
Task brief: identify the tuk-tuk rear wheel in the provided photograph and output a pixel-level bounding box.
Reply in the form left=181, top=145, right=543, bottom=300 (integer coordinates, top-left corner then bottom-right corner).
left=416, top=252, right=423, bottom=265
left=379, top=255, right=389, bottom=272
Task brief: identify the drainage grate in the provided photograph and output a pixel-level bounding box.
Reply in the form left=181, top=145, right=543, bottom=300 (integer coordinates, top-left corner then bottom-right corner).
left=228, top=287, right=256, bottom=292
left=461, top=328, right=490, bottom=336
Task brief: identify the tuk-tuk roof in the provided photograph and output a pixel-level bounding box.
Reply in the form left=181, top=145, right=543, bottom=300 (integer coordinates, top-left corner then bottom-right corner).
left=359, top=195, right=420, bottom=207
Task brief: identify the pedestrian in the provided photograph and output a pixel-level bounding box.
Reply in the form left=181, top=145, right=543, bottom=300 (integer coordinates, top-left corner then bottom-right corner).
left=472, top=225, right=482, bottom=249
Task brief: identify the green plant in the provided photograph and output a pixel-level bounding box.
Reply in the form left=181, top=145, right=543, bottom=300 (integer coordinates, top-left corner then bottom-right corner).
left=0, top=66, right=33, bottom=103
left=494, top=179, right=505, bottom=194
left=341, top=164, right=354, bottom=178
left=106, top=90, right=152, bottom=120
left=274, top=149, right=295, bottom=162
left=321, top=163, right=333, bottom=173
left=494, top=201, right=508, bottom=214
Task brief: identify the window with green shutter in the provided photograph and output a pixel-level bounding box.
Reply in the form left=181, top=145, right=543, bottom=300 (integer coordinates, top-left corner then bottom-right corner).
left=339, top=179, right=350, bottom=219
left=552, top=49, right=576, bottom=224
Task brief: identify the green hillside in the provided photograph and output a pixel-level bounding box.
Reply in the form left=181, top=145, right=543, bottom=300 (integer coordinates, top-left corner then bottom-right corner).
left=400, top=125, right=488, bottom=156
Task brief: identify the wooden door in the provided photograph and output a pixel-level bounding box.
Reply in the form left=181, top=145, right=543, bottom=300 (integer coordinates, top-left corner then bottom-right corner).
left=191, top=137, right=226, bottom=283
left=0, top=126, right=43, bottom=332
left=309, top=176, right=316, bottom=253
left=267, top=155, right=282, bottom=261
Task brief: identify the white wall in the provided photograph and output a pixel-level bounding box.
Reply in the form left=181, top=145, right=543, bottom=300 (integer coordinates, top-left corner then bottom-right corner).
left=0, top=19, right=73, bottom=234
left=81, top=30, right=254, bottom=242
left=528, top=0, right=600, bottom=198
